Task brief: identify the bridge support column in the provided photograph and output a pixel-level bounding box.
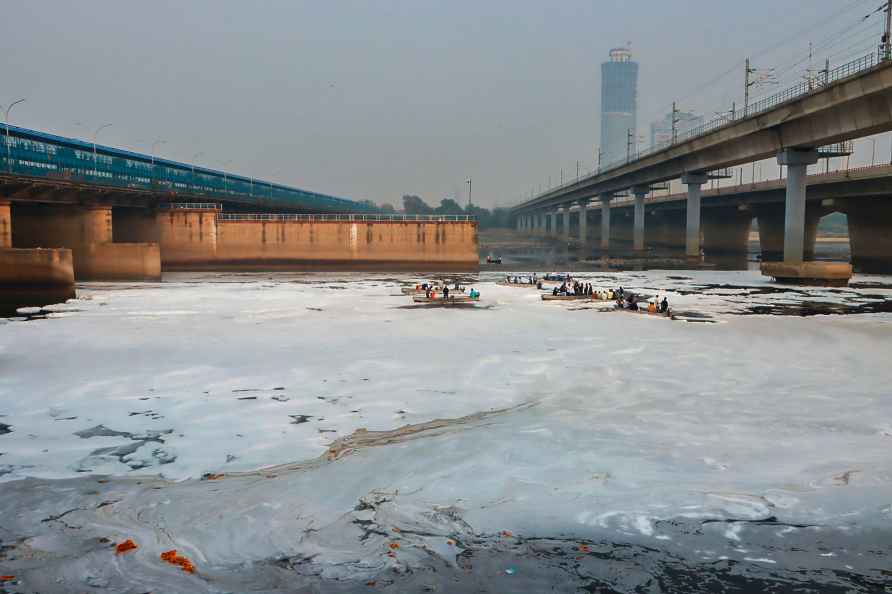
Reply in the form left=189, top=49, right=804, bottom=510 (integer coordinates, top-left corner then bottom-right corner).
left=681, top=173, right=708, bottom=257
left=562, top=207, right=571, bottom=242
left=702, top=205, right=753, bottom=258
left=577, top=201, right=588, bottom=244
left=761, top=149, right=851, bottom=285
left=0, top=200, right=10, bottom=248
left=599, top=194, right=612, bottom=250
left=778, top=149, right=819, bottom=265
left=632, top=187, right=648, bottom=251
left=843, top=197, right=892, bottom=273
left=11, top=204, right=160, bottom=281
left=158, top=206, right=219, bottom=268
left=536, top=212, right=545, bottom=236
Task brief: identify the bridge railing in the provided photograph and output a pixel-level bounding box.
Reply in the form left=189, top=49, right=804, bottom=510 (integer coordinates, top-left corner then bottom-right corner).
left=0, top=125, right=373, bottom=213
left=531, top=50, right=886, bottom=204
left=217, top=213, right=476, bottom=222
left=161, top=203, right=222, bottom=210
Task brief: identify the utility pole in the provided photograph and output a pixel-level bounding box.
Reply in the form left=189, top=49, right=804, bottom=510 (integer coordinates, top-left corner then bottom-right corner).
left=596, top=147, right=602, bottom=172
left=560, top=167, right=563, bottom=185
left=628, top=128, right=633, bottom=161
left=744, top=58, right=751, bottom=117
left=671, top=101, right=679, bottom=145
left=885, top=0, right=892, bottom=61
left=466, top=177, right=472, bottom=208
left=576, top=160, right=580, bottom=180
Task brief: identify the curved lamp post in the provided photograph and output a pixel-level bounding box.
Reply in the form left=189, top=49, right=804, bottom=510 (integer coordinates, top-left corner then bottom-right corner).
left=3, top=98, right=26, bottom=173
left=92, top=123, right=113, bottom=177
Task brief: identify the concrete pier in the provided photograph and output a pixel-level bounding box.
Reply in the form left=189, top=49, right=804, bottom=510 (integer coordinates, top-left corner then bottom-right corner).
left=0, top=200, right=11, bottom=248
left=681, top=173, right=707, bottom=257
left=778, top=149, right=819, bottom=264
left=599, top=194, right=612, bottom=250
left=12, top=204, right=161, bottom=281
left=578, top=201, right=588, bottom=244
left=632, top=187, right=647, bottom=251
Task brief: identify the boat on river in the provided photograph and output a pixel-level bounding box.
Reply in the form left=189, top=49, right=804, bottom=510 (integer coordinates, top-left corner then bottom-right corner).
left=412, top=294, right=479, bottom=306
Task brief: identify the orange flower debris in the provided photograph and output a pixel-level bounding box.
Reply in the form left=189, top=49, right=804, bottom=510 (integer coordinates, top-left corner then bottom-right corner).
left=115, top=539, right=138, bottom=555
left=160, top=549, right=195, bottom=574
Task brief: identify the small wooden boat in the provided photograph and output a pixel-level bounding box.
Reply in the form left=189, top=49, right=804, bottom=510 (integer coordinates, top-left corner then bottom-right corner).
left=541, top=294, right=591, bottom=301
left=412, top=294, right=479, bottom=305
left=615, top=304, right=672, bottom=318
left=543, top=274, right=569, bottom=282
left=486, top=254, right=502, bottom=264
left=498, top=281, right=538, bottom=288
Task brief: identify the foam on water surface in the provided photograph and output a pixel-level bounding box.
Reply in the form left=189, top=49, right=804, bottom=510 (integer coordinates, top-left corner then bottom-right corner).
left=0, top=270, right=890, bottom=592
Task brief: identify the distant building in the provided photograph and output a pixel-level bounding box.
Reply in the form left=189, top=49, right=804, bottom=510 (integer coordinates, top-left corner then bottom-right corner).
left=600, top=47, right=638, bottom=166
left=650, top=111, right=704, bottom=149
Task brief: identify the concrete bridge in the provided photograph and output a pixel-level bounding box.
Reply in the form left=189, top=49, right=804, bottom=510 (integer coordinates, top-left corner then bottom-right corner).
left=511, top=52, right=892, bottom=283
left=519, top=164, right=892, bottom=273
left=0, top=125, right=479, bottom=311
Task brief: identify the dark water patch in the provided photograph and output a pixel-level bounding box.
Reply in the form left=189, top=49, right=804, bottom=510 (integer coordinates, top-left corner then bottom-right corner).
left=740, top=299, right=892, bottom=317
left=0, top=423, right=11, bottom=435
left=0, top=286, right=76, bottom=317
left=236, top=396, right=258, bottom=401
left=289, top=415, right=313, bottom=424
left=271, top=395, right=290, bottom=402
left=673, top=284, right=810, bottom=297
left=850, top=281, right=892, bottom=290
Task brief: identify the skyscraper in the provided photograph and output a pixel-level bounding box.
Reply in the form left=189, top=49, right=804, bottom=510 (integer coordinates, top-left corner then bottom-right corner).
left=600, top=47, right=639, bottom=167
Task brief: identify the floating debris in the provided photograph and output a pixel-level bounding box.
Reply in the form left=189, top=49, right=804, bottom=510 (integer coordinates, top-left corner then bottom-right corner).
left=160, top=549, right=195, bottom=573
left=115, top=539, right=138, bottom=555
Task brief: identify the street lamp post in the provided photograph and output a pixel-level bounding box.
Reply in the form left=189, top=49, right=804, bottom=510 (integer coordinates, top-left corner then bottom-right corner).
left=466, top=177, right=472, bottom=208
left=3, top=98, right=27, bottom=173
left=92, top=123, right=113, bottom=178
left=222, top=160, right=233, bottom=195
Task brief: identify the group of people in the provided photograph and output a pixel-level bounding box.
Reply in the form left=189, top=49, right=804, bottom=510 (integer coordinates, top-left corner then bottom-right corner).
left=506, top=274, right=538, bottom=285
left=417, top=280, right=479, bottom=300
left=616, top=287, right=670, bottom=314
left=552, top=281, right=595, bottom=296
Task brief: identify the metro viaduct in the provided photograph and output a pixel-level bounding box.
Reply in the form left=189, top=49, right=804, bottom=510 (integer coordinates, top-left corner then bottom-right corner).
left=511, top=53, right=892, bottom=282
left=517, top=165, right=892, bottom=273
left=0, top=126, right=478, bottom=294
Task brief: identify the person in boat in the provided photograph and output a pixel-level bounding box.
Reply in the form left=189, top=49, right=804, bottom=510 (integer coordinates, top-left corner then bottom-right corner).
left=425, top=286, right=431, bottom=298
left=552, top=286, right=559, bottom=296
left=443, top=286, right=450, bottom=299
left=660, top=296, right=669, bottom=313
left=648, top=300, right=657, bottom=314
left=537, top=280, right=543, bottom=290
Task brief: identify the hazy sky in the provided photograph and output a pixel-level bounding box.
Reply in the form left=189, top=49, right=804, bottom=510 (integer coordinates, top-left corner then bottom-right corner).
left=3, top=0, right=881, bottom=207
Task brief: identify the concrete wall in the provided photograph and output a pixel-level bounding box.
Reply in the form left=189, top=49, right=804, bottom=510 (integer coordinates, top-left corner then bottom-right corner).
left=158, top=209, right=218, bottom=266
left=113, top=208, right=161, bottom=244
left=11, top=203, right=161, bottom=280
left=0, top=200, right=11, bottom=248
left=0, top=248, right=75, bottom=286
left=160, top=213, right=479, bottom=270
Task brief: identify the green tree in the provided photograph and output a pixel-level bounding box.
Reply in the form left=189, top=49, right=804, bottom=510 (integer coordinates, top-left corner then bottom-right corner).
left=402, top=194, right=433, bottom=214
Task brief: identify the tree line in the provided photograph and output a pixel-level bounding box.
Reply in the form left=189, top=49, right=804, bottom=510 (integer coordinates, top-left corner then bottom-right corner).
left=357, top=195, right=513, bottom=229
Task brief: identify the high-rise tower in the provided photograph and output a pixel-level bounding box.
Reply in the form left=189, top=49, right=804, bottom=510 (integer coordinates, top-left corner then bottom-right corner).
left=600, top=47, right=639, bottom=167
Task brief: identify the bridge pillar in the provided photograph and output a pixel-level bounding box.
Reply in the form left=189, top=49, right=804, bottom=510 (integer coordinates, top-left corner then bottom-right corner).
left=649, top=208, right=686, bottom=250
left=561, top=205, right=570, bottom=242
left=842, top=197, right=892, bottom=273
left=158, top=206, right=219, bottom=268
left=577, top=201, right=588, bottom=244
left=536, top=212, right=545, bottom=235
left=11, top=203, right=160, bottom=281
left=777, top=149, right=819, bottom=265
left=632, top=187, right=648, bottom=251
left=681, top=173, right=708, bottom=257
left=0, top=200, right=10, bottom=248
left=543, top=212, right=552, bottom=236
left=515, top=216, right=522, bottom=232
left=599, top=194, right=612, bottom=250
left=702, top=205, right=753, bottom=256
left=761, top=149, right=851, bottom=285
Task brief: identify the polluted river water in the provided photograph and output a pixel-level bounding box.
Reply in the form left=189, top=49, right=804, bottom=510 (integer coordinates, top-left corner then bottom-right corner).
left=0, top=270, right=891, bottom=593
